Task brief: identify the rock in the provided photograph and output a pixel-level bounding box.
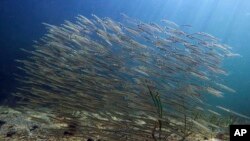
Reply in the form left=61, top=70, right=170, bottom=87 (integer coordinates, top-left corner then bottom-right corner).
left=6, top=130, right=16, bottom=137
left=30, top=125, right=39, bottom=131
left=63, top=131, right=74, bottom=136
left=204, top=136, right=208, bottom=140
left=0, top=120, right=6, bottom=128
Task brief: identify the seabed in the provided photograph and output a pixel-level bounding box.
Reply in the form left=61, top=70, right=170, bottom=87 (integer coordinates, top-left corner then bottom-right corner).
left=0, top=106, right=227, bottom=141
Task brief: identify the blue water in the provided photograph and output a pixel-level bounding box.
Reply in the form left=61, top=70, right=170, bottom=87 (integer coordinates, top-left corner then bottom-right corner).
left=0, top=0, right=249, bottom=115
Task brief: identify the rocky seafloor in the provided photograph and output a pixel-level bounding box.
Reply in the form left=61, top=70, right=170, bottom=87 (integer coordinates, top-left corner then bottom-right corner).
left=0, top=106, right=224, bottom=141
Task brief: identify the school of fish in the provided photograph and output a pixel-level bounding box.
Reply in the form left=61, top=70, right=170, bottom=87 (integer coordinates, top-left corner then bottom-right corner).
left=13, top=14, right=249, bottom=140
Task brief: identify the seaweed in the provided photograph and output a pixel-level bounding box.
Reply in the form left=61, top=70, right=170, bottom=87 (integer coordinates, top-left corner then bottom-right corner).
left=147, top=85, right=163, bottom=140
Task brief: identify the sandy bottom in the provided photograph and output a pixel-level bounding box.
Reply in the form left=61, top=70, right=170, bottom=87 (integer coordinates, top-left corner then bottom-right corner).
left=0, top=106, right=225, bottom=141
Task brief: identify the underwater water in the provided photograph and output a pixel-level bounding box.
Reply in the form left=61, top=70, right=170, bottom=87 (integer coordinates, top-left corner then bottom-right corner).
left=0, top=0, right=250, bottom=140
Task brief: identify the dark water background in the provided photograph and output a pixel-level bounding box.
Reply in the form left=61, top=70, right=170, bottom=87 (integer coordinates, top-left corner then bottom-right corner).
left=0, top=0, right=249, bottom=115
